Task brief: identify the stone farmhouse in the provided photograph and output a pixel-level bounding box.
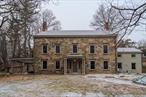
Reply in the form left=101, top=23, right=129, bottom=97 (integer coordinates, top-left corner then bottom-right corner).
left=33, top=30, right=117, bottom=74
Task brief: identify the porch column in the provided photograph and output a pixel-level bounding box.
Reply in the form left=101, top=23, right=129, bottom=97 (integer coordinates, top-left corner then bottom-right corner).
left=82, top=58, right=85, bottom=74
left=64, top=58, right=67, bottom=74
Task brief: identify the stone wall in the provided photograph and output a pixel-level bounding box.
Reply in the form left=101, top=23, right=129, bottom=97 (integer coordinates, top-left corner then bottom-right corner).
left=33, top=37, right=117, bottom=74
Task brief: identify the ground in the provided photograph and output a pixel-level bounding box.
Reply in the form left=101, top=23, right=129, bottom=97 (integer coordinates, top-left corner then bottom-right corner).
left=0, top=74, right=146, bottom=97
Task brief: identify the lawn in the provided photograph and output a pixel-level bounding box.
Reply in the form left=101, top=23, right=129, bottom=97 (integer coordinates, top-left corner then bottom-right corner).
left=0, top=74, right=146, bottom=97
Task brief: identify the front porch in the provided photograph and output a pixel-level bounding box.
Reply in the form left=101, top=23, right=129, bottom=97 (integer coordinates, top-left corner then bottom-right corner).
left=64, top=55, right=85, bottom=74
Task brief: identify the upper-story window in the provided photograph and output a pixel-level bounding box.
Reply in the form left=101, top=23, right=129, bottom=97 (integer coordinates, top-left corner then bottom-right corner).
left=73, top=44, right=78, bottom=53
left=131, top=54, right=136, bottom=57
left=89, top=45, right=95, bottom=54
left=43, top=44, right=48, bottom=53
left=55, top=45, right=60, bottom=54
left=103, top=44, right=108, bottom=54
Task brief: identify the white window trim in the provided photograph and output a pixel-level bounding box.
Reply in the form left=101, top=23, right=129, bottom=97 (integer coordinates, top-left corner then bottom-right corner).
left=55, top=45, right=60, bottom=54
left=103, top=44, right=109, bottom=54
left=89, top=44, right=96, bottom=54
left=42, top=60, right=48, bottom=70
left=55, top=60, right=61, bottom=70
left=72, top=44, right=78, bottom=54
left=89, top=60, right=96, bottom=70
left=42, top=44, right=48, bottom=54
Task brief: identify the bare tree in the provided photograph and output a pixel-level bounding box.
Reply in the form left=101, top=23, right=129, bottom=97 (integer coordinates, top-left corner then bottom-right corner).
left=112, top=2, right=146, bottom=45
left=90, top=4, right=127, bottom=33
left=41, top=9, right=61, bottom=31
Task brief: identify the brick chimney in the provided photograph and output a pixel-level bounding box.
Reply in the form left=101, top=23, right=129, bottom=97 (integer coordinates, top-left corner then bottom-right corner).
left=42, top=21, right=48, bottom=31
left=104, top=22, right=110, bottom=31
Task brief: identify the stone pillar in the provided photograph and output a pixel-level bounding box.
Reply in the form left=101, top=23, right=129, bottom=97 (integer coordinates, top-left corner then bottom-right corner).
left=82, top=58, right=85, bottom=75
left=64, top=58, right=67, bottom=74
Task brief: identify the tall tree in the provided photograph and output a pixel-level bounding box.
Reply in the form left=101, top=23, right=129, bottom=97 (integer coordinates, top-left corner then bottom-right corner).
left=112, top=2, right=146, bottom=45
left=41, top=9, right=61, bottom=31
left=90, top=4, right=127, bottom=33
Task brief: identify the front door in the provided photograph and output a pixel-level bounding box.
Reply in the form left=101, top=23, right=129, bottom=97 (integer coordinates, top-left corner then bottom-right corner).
left=72, top=60, right=78, bottom=72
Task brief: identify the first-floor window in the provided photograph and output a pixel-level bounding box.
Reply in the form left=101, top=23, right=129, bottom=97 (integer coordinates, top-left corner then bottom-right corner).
left=131, top=63, right=136, bottom=69
left=103, top=61, right=108, bottom=69
left=118, top=62, right=122, bottom=69
left=90, top=60, right=95, bottom=69
left=56, top=61, right=60, bottom=70
left=43, top=60, right=47, bottom=70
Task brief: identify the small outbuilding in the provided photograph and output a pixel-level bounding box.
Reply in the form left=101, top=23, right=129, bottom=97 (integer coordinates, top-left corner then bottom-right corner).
left=117, top=48, right=142, bottom=73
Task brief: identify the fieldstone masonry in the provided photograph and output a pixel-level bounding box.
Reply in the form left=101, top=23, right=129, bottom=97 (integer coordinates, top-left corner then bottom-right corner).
left=34, top=34, right=117, bottom=74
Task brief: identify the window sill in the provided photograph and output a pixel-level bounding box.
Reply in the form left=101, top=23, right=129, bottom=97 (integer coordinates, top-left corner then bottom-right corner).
left=103, top=53, right=109, bottom=55
left=55, top=69, right=61, bottom=71
left=103, top=69, right=109, bottom=71
left=89, top=69, right=96, bottom=70
left=88, top=53, right=96, bottom=55
left=41, top=69, right=48, bottom=71
left=55, top=53, right=61, bottom=55
left=41, top=53, right=48, bottom=55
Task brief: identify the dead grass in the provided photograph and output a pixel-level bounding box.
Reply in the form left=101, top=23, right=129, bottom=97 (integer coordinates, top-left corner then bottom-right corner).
left=0, top=74, right=146, bottom=96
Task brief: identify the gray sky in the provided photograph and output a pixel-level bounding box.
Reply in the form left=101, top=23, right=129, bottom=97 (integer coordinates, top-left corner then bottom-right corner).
left=42, top=0, right=146, bottom=42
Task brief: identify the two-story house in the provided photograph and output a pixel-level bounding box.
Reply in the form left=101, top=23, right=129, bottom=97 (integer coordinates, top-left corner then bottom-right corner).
left=117, top=48, right=142, bottom=73
left=33, top=30, right=117, bottom=74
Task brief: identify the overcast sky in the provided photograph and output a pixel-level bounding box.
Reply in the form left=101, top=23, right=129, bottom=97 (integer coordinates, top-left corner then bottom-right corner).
left=42, top=0, right=146, bottom=42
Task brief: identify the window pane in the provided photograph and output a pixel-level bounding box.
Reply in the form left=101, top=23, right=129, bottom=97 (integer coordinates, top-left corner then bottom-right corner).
left=118, top=54, right=121, bottom=57
left=131, top=63, right=136, bottom=69
left=56, top=45, right=60, bottom=53
left=118, top=63, right=122, bottom=69
left=56, top=61, right=60, bottom=69
left=43, top=45, right=47, bottom=53
left=90, top=61, right=95, bottom=69
left=103, top=45, right=108, bottom=54
left=90, top=45, right=95, bottom=53
left=104, top=61, right=108, bottom=69
left=73, top=44, right=77, bottom=53
left=43, top=61, right=47, bottom=69
left=131, top=54, right=136, bottom=57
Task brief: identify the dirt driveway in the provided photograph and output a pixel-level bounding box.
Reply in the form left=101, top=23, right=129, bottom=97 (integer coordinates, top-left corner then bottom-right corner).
left=0, top=74, right=146, bottom=97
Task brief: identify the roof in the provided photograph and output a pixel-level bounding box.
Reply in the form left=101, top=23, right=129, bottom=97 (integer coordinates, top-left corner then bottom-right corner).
left=34, top=30, right=116, bottom=38
left=117, top=48, right=142, bottom=53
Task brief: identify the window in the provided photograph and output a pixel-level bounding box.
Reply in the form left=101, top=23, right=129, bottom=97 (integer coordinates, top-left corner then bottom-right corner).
left=131, top=54, right=136, bottom=57
left=103, top=45, right=108, bottom=54
left=118, top=54, right=122, bottom=57
left=43, top=44, right=48, bottom=53
left=73, top=44, right=77, bottom=53
left=103, top=61, right=108, bottom=69
left=90, top=45, right=95, bottom=54
left=90, top=60, right=95, bottom=69
left=55, top=45, right=60, bottom=53
left=131, top=63, right=136, bottom=69
left=42, top=60, right=47, bottom=70
left=56, top=61, right=60, bottom=70
left=118, top=63, right=122, bottom=69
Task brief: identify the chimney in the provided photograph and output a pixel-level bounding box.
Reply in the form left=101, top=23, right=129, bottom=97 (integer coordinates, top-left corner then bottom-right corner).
left=104, top=22, right=110, bottom=31
left=42, top=21, right=48, bottom=31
